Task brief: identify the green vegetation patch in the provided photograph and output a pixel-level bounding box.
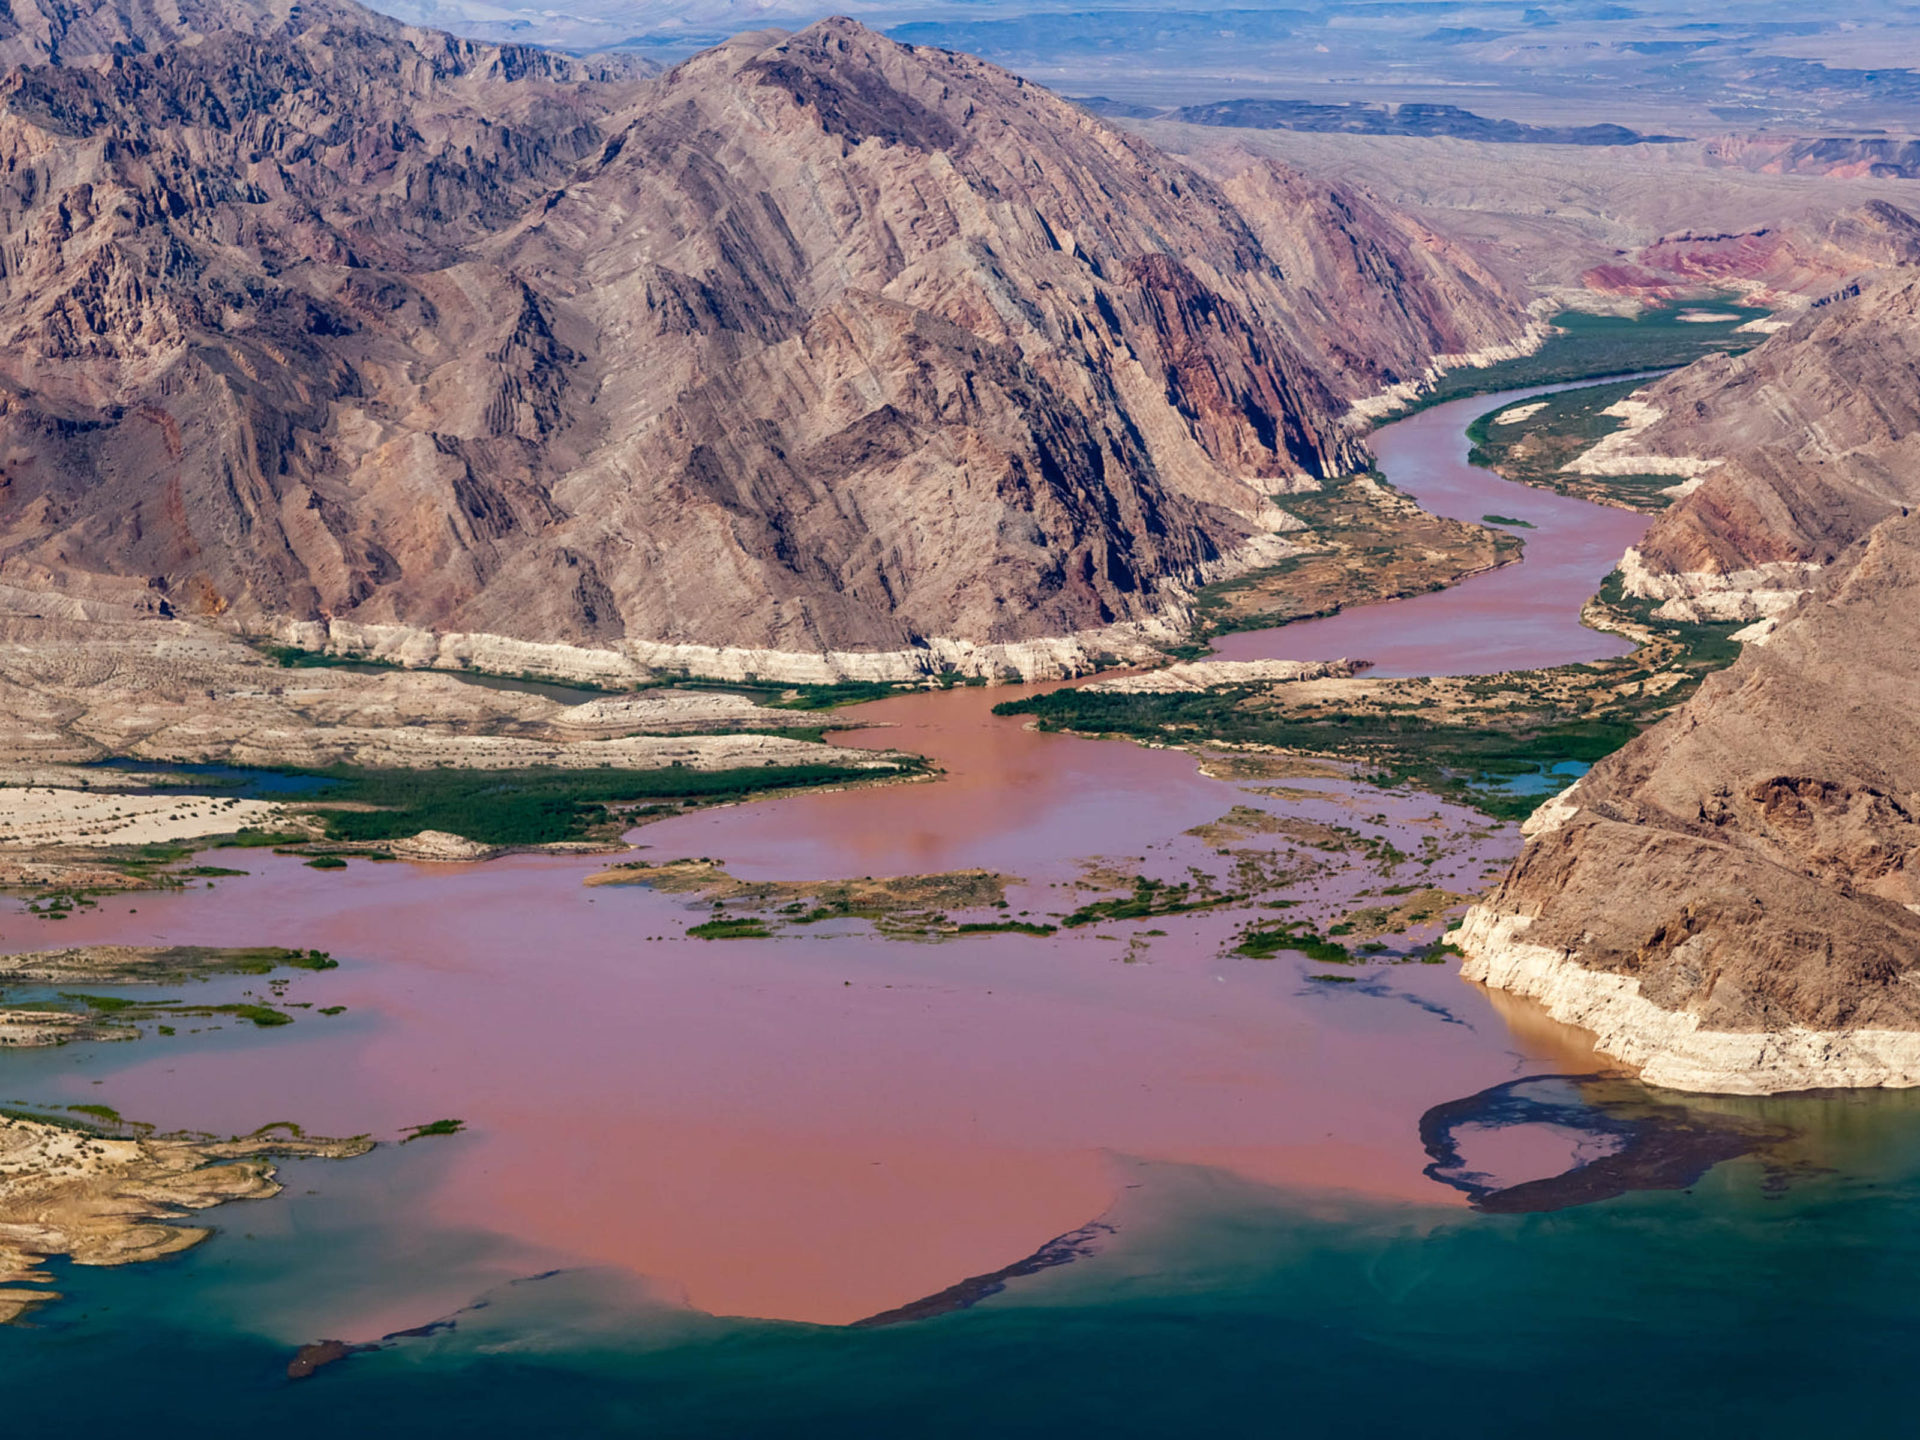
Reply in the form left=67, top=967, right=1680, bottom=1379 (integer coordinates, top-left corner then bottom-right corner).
left=954, top=920, right=1058, bottom=937
left=686, top=917, right=774, bottom=940
left=298, top=761, right=918, bottom=847
left=400, top=1118, right=466, bottom=1142
left=11, top=945, right=337, bottom=985
left=228, top=1004, right=293, bottom=1027
left=304, top=855, right=349, bottom=870
left=1234, top=921, right=1353, bottom=964
left=1468, top=377, right=1693, bottom=512
left=1062, top=876, right=1241, bottom=928
left=997, top=574, right=1743, bottom=822
left=998, top=687, right=1631, bottom=821
left=1595, top=571, right=1745, bottom=668
left=218, top=830, right=312, bottom=849
left=260, top=644, right=404, bottom=672
left=57, top=992, right=297, bottom=1028
left=58, top=992, right=141, bottom=1013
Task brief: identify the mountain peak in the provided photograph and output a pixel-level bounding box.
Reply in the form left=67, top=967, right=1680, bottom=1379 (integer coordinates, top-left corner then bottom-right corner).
left=0, top=7, right=1527, bottom=663
left=0, top=0, right=392, bottom=67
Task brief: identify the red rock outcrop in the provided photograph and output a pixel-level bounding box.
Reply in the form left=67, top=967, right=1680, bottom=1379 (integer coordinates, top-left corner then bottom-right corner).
left=1578, top=201, right=1920, bottom=304
left=1704, top=134, right=1920, bottom=183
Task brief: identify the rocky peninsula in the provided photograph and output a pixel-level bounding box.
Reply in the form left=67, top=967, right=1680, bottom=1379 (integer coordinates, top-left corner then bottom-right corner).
left=1461, top=508, right=1920, bottom=1093
left=0, top=1116, right=371, bottom=1324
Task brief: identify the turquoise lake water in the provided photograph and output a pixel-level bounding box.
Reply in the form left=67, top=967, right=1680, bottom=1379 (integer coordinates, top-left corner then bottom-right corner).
left=11, top=1096, right=1920, bottom=1435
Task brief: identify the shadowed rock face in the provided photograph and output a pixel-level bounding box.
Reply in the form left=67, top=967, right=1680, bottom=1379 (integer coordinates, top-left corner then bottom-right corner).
left=0, top=3, right=1526, bottom=658
left=1466, top=508, right=1920, bottom=1089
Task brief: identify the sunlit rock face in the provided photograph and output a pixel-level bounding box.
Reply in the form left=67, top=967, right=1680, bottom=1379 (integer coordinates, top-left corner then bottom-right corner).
left=0, top=3, right=1527, bottom=662
left=1601, top=272, right=1920, bottom=621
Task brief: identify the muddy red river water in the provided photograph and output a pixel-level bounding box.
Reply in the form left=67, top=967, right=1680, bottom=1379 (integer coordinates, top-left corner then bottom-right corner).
left=1, top=385, right=1640, bottom=1334
left=1215, top=384, right=1652, bottom=676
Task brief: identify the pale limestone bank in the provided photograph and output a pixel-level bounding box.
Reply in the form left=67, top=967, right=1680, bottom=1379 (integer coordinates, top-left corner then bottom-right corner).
left=265, top=611, right=1213, bottom=687
left=1080, top=658, right=1365, bottom=694
left=1459, top=907, right=1920, bottom=1095
left=1561, top=397, right=1724, bottom=481
left=0, top=1118, right=372, bottom=1324
left=0, top=587, right=911, bottom=781
left=0, top=789, right=289, bottom=850
left=1462, top=510, right=1920, bottom=1095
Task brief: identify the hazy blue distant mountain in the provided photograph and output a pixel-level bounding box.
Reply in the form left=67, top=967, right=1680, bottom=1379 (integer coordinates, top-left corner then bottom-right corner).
left=1166, top=99, right=1690, bottom=145
left=353, top=0, right=1920, bottom=132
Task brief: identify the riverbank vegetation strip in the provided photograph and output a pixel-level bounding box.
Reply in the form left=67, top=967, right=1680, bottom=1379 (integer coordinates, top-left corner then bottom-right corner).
left=277, top=761, right=923, bottom=848
left=1467, top=379, right=1685, bottom=512
left=999, top=579, right=1742, bottom=821
left=1408, top=301, right=1769, bottom=413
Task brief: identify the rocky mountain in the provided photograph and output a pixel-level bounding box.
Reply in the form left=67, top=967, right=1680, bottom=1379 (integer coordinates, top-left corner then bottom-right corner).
left=1460, top=507, right=1920, bottom=1094
left=0, top=2, right=1530, bottom=676
left=1579, top=201, right=1920, bottom=307
left=1570, top=266, right=1920, bottom=623
left=1165, top=99, right=1687, bottom=148
left=1705, top=134, right=1920, bottom=182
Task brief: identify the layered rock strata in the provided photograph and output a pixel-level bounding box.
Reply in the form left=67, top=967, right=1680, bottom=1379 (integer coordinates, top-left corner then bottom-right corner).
left=1462, top=511, right=1920, bottom=1093
left=1578, top=272, right=1920, bottom=623
left=1579, top=200, right=1920, bottom=305
left=0, top=2, right=1529, bottom=673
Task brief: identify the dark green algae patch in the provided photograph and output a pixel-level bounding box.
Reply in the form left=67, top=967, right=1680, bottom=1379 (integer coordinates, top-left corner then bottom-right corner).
left=996, top=574, right=1744, bottom=822
left=200, top=759, right=928, bottom=849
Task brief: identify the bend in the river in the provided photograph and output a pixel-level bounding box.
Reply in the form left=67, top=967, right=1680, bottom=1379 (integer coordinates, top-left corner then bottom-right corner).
left=671, top=380, right=1653, bottom=882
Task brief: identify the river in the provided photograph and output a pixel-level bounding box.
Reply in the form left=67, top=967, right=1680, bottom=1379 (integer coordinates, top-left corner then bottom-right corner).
left=8, top=385, right=1920, bottom=1436
left=1215, top=382, right=1652, bottom=676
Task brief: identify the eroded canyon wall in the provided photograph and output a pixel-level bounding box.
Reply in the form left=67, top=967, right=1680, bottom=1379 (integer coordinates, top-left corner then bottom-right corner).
left=0, top=3, right=1532, bottom=669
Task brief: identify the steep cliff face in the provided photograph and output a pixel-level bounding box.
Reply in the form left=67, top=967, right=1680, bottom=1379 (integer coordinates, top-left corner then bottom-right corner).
left=1462, top=510, right=1920, bottom=1093
left=1572, top=270, right=1920, bottom=622
left=0, top=4, right=1531, bottom=665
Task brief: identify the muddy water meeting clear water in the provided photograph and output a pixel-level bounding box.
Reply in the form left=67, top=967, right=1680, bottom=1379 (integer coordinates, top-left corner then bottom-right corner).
left=9, top=388, right=1920, bottom=1436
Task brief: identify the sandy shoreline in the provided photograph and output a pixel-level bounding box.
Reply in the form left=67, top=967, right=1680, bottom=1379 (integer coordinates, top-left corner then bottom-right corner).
left=0, top=787, right=290, bottom=849
left=0, top=1115, right=371, bottom=1324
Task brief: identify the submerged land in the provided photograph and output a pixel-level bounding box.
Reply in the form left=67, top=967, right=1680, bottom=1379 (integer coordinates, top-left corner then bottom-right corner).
left=0, top=1114, right=371, bottom=1324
